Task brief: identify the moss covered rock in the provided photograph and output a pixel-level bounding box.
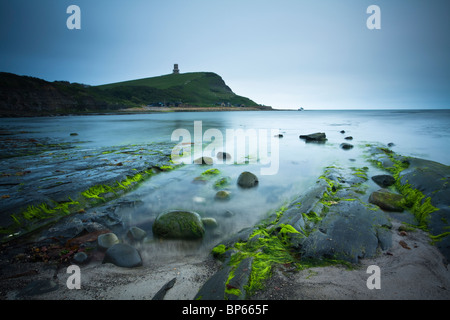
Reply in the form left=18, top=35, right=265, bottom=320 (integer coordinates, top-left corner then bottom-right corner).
left=152, top=210, right=205, bottom=240
left=369, top=189, right=404, bottom=212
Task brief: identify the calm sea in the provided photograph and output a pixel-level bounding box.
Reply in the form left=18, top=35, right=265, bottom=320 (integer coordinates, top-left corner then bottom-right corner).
left=2, top=109, right=449, bottom=256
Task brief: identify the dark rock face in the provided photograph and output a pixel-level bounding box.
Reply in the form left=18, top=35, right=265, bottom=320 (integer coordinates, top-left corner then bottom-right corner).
left=300, top=193, right=392, bottom=264
left=366, top=146, right=450, bottom=261
left=371, top=174, right=396, bottom=188
left=216, top=152, right=232, bottom=161
left=397, top=157, right=450, bottom=260
left=340, top=143, right=354, bottom=150
left=299, top=132, right=327, bottom=142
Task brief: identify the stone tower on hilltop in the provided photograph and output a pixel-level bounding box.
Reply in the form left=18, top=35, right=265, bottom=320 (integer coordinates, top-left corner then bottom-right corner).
left=173, top=64, right=180, bottom=74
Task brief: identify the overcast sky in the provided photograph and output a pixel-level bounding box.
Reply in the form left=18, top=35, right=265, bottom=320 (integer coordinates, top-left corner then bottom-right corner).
left=0, top=0, right=449, bottom=110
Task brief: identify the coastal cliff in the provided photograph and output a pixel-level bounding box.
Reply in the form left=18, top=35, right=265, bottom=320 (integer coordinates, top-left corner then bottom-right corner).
left=0, top=72, right=266, bottom=117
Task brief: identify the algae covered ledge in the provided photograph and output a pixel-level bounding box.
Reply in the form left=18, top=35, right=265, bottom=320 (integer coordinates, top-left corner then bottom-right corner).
left=364, top=144, right=450, bottom=255
left=0, top=142, right=179, bottom=243
left=197, top=146, right=450, bottom=300
left=197, top=163, right=390, bottom=300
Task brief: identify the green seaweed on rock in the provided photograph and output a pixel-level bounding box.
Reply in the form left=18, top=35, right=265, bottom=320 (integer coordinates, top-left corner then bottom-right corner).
left=366, top=146, right=439, bottom=231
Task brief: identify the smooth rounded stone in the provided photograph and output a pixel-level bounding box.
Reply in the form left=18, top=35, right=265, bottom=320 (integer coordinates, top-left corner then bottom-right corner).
left=73, top=251, right=89, bottom=264
left=152, top=210, right=205, bottom=240
left=127, top=226, right=147, bottom=242
left=194, top=156, right=214, bottom=165
left=340, top=143, right=354, bottom=150
left=344, top=136, right=353, bottom=140
left=371, top=174, right=396, bottom=188
left=340, top=130, right=346, bottom=134
left=215, top=190, right=231, bottom=201
left=202, top=217, right=219, bottom=229
left=237, top=171, right=259, bottom=189
left=97, top=232, right=120, bottom=250
left=103, top=243, right=143, bottom=268
left=369, top=189, right=404, bottom=212
left=216, top=152, right=232, bottom=161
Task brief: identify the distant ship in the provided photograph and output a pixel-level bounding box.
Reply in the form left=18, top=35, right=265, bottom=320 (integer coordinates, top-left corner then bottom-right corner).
left=298, top=107, right=304, bottom=111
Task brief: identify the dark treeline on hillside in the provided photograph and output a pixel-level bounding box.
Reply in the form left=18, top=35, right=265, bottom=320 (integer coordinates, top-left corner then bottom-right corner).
left=0, top=72, right=262, bottom=116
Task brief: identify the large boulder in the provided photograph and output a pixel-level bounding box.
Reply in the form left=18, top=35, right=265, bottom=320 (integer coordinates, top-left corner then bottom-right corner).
left=103, top=243, right=143, bottom=268
left=398, top=157, right=450, bottom=208
left=299, top=199, right=392, bottom=263
left=237, top=172, right=259, bottom=189
left=396, top=157, right=450, bottom=260
left=152, top=210, right=205, bottom=240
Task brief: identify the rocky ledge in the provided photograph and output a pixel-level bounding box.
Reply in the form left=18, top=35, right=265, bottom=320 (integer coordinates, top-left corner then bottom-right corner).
left=0, top=138, right=177, bottom=242
left=195, top=145, right=450, bottom=300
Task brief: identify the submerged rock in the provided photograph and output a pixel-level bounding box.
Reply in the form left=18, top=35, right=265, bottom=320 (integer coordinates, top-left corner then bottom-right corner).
left=127, top=226, right=147, bottom=242
left=202, top=217, right=219, bottom=229
left=237, top=171, right=259, bottom=189
left=215, top=190, right=231, bottom=201
left=369, top=189, right=404, bottom=212
left=152, top=210, right=205, bottom=240
left=340, top=143, right=354, bottom=150
left=73, top=251, right=89, bottom=264
left=103, top=243, right=142, bottom=268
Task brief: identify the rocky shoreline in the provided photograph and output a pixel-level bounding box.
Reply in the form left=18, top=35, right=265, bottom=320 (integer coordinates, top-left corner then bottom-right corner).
left=0, top=130, right=449, bottom=300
